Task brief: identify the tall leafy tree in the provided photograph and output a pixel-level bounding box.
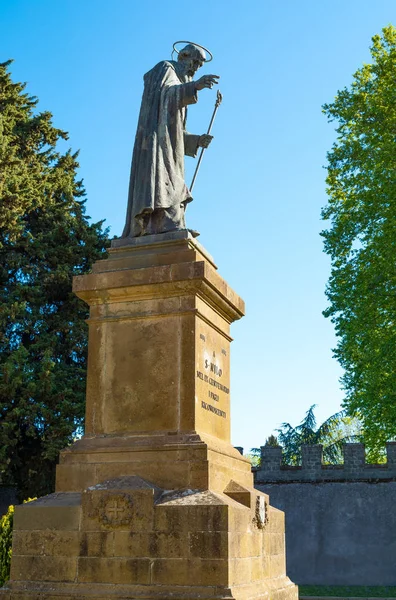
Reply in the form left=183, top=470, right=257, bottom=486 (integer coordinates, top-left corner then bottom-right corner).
left=0, top=61, right=109, bottom=499
left=321, top=26, right=396, bottom=457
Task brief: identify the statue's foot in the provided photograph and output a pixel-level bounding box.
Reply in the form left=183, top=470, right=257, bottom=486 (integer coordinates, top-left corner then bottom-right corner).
left=188, top=229, right=200, bottom=238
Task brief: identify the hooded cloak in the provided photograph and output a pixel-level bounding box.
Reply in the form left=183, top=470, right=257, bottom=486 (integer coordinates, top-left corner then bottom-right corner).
left=122, top=60, right=200, bottom=237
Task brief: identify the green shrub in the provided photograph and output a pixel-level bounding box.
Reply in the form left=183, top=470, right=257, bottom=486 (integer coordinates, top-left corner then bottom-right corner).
left=0, top=503, right=14, bottom=586
left=0, top=498, right=36, bottom=586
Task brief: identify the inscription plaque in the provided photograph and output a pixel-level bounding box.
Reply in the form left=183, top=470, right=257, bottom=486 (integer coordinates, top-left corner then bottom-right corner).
left=195, top=323, right=231, bottom=440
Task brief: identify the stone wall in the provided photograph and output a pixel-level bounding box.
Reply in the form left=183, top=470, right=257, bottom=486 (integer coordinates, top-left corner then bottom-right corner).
left=256, top=442, right=396, bottom=482
left=252, top=443, right=396, bottom=585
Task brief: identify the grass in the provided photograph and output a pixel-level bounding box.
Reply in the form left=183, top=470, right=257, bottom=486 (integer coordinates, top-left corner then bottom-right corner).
left=299, top=586, right=396, bottom=598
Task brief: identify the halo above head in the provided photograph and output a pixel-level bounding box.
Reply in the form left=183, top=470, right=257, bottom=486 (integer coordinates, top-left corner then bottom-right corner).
left=172, top=41, right=213, bottom=63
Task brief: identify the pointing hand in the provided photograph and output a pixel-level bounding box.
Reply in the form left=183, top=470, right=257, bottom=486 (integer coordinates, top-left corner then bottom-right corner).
left=195, top=75, right=220, bottom=91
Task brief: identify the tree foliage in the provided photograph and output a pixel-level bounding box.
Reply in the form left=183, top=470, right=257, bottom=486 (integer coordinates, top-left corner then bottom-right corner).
left=321, top=27, right=396, bottom=456
left=276, top=405, right=361, bottom=465
left=264, top=435, right=279, bottom=447
left=0, top=61, right=109, bottom=499
left=250, top=407, right=359, bottom=466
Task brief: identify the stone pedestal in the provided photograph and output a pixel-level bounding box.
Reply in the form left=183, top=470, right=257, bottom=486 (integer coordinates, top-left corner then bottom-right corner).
left=1, top=232, right=297, bottom=600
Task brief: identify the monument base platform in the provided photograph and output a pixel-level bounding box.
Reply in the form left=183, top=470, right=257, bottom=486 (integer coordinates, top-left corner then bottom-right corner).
left=2, top=580, right=296, bottom=600
left=1, top=476, right=297, bottom=600
left=1, top=580, right=296, bottom=600
left=1, top=235, right=297, bottom=600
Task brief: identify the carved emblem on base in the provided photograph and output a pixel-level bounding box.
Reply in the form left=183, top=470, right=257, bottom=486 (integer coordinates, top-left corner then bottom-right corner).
left=98, top=493, right=133, bottom=527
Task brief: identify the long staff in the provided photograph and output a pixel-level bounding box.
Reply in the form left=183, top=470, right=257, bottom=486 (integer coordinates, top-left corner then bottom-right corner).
left=190, top=90, right=223, bottom=192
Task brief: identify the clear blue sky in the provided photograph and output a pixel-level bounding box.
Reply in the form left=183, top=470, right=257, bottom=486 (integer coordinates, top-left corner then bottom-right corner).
left=2, top=0, right=395, bottom=451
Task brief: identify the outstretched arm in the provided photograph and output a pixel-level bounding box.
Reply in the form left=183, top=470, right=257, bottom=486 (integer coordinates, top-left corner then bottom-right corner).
left=195, top=74, right=220, bottom=90
left=178, top=74, right=220, bottom=108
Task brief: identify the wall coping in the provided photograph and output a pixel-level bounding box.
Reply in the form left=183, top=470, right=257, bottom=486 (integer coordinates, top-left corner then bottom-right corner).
left=253, top=443, right=396, bottom=483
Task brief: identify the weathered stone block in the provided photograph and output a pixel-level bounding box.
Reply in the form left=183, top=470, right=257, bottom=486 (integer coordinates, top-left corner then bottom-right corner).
left=268, top=506, right=285, bottom=533
left=260, top=446, right=283, bottom=470
left=10, top=555, right=77, bottom=582
left=251, top=556, right=265, bottom=581
left=188, top=462, right=210, bottom=489
left=302, top=445, right=322, bottom=473
left=95, top=459, right=190, bottom=491
left=228, top=505, right=251, bottom=532
left=113, top=531, right=188, bottom=559
left=154, top=496, right=229, bottom=532
left=189, top=531, right=228, bottom=558
left=79, top=531, right=115, bottom=557
left=230, top=532, right=261, bottom=557
left=224, top=480, right=252, bottom=508
left=263, top=531, right=271, bottom=555
left=269, top=553, right=286, bottom=578
left=13, top=493, right=81, bottom=531
left=81, top=476, right=159, bottom=533
left=269, top=532, right=285, bottom=555
left=56, top=463, right=97, bottom=492
left=262, top=555, right=271, bottom=578
left=229, top=557, right=251, bottom=585
left=77, top=557, right=151, bottom=584
left=344, top=443, right=365, bottom=470
left=151, top=558, right=228, bottom=586
left=12, top=530, right=80, bottom=557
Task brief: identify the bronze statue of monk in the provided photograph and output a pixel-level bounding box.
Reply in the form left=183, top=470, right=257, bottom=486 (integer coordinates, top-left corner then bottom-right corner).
left=122, top=43, right=219, bottom=238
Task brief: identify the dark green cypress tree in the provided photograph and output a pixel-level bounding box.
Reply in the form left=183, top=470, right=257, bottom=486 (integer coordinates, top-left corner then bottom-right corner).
left=0, top=61, right=109, bottom=499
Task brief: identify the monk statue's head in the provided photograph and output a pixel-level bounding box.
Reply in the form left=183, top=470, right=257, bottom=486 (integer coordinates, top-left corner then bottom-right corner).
left=177, top=44, right=206, bottom=77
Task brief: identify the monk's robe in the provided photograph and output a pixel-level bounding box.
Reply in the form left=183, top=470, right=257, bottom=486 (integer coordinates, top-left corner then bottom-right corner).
left=122, top=60, right=200, bottom=237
